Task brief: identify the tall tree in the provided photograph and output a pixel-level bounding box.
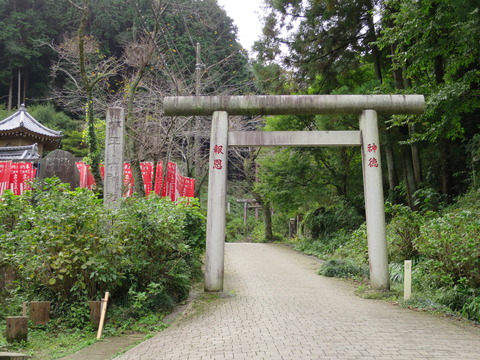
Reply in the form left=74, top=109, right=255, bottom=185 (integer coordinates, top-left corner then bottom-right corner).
left=0, top=0, right=74, bottom=109
left=378, top=0, right=480, bottom=198
left=112, top=0, right=254, bottom=197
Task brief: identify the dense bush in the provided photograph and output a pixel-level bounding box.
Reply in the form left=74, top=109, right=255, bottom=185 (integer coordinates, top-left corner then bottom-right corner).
left=385, top=204, right=424, bottom=262
left=225, top=214, right=259, bottom=242
left=414, top=210, right=480, bottom=288
left=0, top=179, right=205, bottom=324
left=303, top=199, right=364, bottom=240
left=330, top=224, right=369, bottom=263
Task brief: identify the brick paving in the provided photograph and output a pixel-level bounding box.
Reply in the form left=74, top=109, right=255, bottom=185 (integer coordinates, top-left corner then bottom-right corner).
left=114, top=243, right=480, bottom=360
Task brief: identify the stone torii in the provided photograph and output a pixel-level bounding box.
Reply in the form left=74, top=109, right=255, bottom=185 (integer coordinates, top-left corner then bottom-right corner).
left=164, top=95, right=425, bottom=292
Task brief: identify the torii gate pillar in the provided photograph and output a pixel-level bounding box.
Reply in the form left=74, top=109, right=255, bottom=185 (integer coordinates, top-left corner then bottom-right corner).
left=360, top=110, right=389, bottom=289
left=205, top=111, right=229, bottom=291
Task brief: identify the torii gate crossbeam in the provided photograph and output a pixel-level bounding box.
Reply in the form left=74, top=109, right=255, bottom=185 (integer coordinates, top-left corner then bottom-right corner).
left=164, top=95, right=425, bottom=292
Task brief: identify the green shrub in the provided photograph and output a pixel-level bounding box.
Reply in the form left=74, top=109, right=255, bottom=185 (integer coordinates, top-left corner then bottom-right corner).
left=303, top=199, right=363, bottom=240
left=112, top=197, right=204, bottom=294
left=389, top=262, right=405, bottom=283
left=414, top=210, right=480, bottom=288
left=0, top=179, right=206, bottom=324
left=319, top=259, right=369, bottom=279
left=225, top=215, right=248, bottom=242
left=332, top=223, right=369, bottom=263
left=385, top=204, right=426, bottom=262
left=0, top=190, right=29, bottom=234
left=413, top=187, right=446, bottom=212
left=2, top=180, right=115, bottom=303
left=436, top=286, right=472, bottom=312
left=295, top=230, right=352, bottom=258
left=461, top=296, right=480, bottom=322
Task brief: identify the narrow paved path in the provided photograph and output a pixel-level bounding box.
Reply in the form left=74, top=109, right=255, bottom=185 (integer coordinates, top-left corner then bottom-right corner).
left=114, top=243, right=480, bottom=360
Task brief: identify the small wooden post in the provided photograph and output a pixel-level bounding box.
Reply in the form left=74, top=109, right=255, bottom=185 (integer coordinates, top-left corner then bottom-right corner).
left=96, top=292, right=109, bottom=339
left=404, top=260, right=412, bottom=300
left=6, top=316, right=28, bottom=343
left=29, top=301, right=51, bottom=325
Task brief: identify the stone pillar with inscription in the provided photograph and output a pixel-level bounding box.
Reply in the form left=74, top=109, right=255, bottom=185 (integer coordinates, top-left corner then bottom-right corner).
left=360, top=110, right=389, bottom=290
left=205, top=111, right=228, bottom=292
left=104, top=107, right=125, bottom=209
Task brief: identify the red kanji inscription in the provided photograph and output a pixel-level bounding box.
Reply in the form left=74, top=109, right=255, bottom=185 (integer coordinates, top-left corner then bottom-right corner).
left=368, top=157, right=379, bottom=168
left=367, top=143, right=378, bottom=153
left=213, top=145, right=224, bottom=155
left=213, top=159, right=223, bottom=170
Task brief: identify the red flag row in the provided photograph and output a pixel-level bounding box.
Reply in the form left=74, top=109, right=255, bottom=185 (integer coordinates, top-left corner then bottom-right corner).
left=0, top=162, right=36, bottom=196
left=0, top=161, right=195, bottom=200
left=76, top=161, right=195, bottom=200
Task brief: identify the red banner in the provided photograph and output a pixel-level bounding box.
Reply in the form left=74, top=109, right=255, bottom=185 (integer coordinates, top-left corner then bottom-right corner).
left=76, top=162, right=96, bottom=190
left=0, top=162, right=12, bottom=196
left=164, top=162, right=178, bottom=201
left=10, top=162, right=35, bottom=195
left=140, top=162, right=154, bottom=196
left=184, top=177, right=195, bottom=198
left=76, top=162, right=88, bottom=189
left=154, top=161, right=163, bottom=196
left=177, top=175, right=196, bottom=198
left=123, top=163, right=134, bottom=197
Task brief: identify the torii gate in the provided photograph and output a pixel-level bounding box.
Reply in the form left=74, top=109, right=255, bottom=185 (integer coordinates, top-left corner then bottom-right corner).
left=164, top=95, right=425, bottom=292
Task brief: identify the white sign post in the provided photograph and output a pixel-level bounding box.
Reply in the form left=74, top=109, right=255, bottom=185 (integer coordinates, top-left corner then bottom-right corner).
left=404, top=260, right=412, bottom=300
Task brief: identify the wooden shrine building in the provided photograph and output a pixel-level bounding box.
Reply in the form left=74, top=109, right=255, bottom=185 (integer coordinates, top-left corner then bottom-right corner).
left=0, top=104, right=62, bottom=160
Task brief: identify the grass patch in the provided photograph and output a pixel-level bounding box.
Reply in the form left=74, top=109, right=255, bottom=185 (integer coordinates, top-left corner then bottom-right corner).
left=0, top=325, right=97, bottom=360
left=355, top=284, right=401, bottom=300
left=318, top=259, right=369, bottom=280
left=0, top=311, right=171, bottom=359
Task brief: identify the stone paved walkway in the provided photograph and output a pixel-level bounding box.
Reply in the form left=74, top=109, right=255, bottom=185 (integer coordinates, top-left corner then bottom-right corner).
left=114, top=243, right=480, bottom=360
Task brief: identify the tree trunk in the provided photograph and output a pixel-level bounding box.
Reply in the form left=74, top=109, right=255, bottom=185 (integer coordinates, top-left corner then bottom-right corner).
left=390, top=44, right=404, bottom=90
left=411, top=143, right=422, bottom=185
left=402, top=145, right=417, bottom=210
left=439, top=139, right=451, bottom=196
left=86, top=98, right=103, bottom=191
left=401, top=45, right=412, bottom=89
left=263, top=203, right=274, bottom=242
left=385, top=141, right=399, bottom=200
left=23, top=68, right=28, bottom=104
left=243, top=149, right=274, bottom=242
left=409, top=125, right=423, bottom=185
left=77, top=0, right=103, bottom=192
left=366, top=8, right=383, bottom=84
left=17, top=69, right=21, bottom=108
left=8, top=75, right=13, bottom=111
left=126, top=71, right=147, bottom=197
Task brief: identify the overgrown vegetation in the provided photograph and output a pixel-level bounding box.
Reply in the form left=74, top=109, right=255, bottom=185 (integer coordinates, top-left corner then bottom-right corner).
left=288, top=189, right=480, bottom=323
left=0, top=178, right=205, bottom=355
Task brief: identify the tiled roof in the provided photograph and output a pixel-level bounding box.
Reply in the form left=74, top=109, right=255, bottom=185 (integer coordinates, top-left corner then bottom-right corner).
left=0, top=144, right=39, bottom=160
left=0, top=104, right=62, bottom=139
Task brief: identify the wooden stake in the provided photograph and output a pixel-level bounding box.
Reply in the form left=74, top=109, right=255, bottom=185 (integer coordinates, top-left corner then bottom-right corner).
left=96, top=292, right=109, bottom=340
